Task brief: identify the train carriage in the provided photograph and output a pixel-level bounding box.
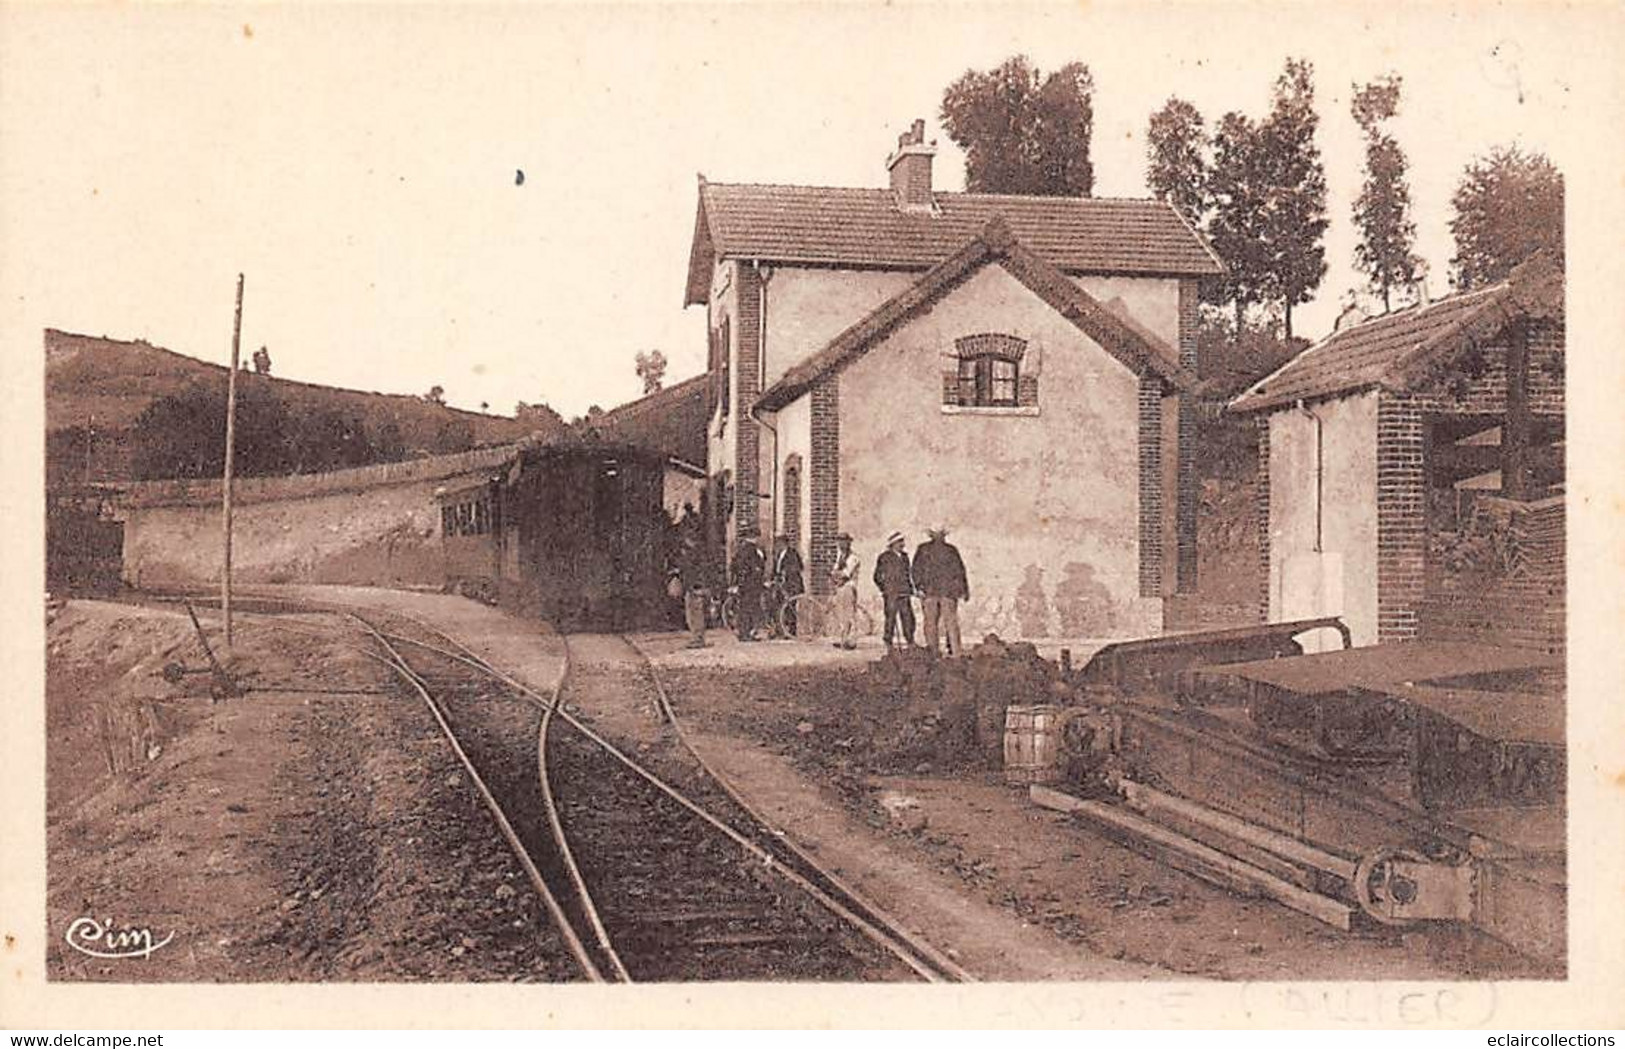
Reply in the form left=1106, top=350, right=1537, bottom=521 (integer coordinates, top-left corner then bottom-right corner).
left=439, top=441, right=678, bottom=630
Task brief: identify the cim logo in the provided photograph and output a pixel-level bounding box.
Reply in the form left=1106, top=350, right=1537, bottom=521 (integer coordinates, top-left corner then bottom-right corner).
left=64, top=916, right=175, bottom=960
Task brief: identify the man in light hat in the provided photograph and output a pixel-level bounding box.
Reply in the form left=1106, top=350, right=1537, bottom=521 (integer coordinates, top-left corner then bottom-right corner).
left=829, top=532, right=860, bottom=650
left=914, top=525, right=968, bottom=657
left=873, top=530, right=917, bottom=649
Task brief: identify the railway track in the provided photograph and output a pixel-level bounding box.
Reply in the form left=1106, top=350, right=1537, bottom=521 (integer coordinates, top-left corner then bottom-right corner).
left=157, top=593, right=969, bottom=983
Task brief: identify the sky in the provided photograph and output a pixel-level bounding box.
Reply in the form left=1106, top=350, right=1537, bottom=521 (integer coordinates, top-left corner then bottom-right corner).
left=0, top=2, right=1601, bottom=418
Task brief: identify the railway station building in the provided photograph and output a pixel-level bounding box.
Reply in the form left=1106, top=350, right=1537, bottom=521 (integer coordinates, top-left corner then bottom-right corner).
left=685, top=119, right=1224, bottom=639
left=1229, top=254, right=1565, bottom=653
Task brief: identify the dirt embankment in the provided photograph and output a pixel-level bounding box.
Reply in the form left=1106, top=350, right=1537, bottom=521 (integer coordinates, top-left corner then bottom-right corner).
left=46, top=601, right=573, bottom=982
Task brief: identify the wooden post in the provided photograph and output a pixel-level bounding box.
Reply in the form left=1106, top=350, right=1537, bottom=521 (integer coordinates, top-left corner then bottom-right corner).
left=1503, top=320, right=1532, bottom=501
left=222, top=274, right=244, bottom=649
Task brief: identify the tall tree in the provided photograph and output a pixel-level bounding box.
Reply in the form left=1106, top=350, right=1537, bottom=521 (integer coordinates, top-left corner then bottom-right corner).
left=635, top=350, right=668, bottom=395
left=1255, top=58, right=1329, bottom=339
left=1145, top=97, right=1209, bottom=225
left=1206, top=111, right=1272, bottom=333
left=1350, top=75, right=1421, bottom=311
left=130, top=380, right=292, bottom=480
left=940, top=56, right=1095, bottom=196
left=1448, top=145, right=1564, bottom=289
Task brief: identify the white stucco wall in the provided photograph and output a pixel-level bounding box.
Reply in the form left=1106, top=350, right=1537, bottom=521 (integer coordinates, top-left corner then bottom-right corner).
left=836, top=263, right=1161, bottom=640
left=762, top=267, right=919, bottom=390
left=774, top=395, right=812, bottom=547
left=122, top=480, right=445, bottom=589
left=1267, top=391, right=1380, bottom=648
left=1075, top=275, right=1181, bottom=362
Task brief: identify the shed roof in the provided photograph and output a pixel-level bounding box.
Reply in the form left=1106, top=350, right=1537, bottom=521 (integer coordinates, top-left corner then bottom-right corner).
left=587, top=372, right=709, bottom=470
left=685, top=182, right=1222, bottom=306
left=754, top=216, right=1197, bottom=413
left=1228, top=255, right=1563, bottom=414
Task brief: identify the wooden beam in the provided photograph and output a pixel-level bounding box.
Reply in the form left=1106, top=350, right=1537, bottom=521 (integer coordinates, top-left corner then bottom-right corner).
left=1503, top=319, right=1533, bottom=500
left=1032, top=785, right=1353, bottom=930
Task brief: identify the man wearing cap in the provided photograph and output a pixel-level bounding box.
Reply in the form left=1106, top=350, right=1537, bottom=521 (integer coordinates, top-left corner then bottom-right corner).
left=829, top=532, right=860, bottom=650
left=873, top=530, right=917, bottom=648
left=914, top=526, right=969, bottom=657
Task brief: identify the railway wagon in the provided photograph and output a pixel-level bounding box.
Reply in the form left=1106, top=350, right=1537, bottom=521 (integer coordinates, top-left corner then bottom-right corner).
left=439, top=442, right=678, bottom=630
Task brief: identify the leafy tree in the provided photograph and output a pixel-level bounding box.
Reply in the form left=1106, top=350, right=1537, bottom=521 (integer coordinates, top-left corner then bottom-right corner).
left=1350, top=75, right=1420, bottom=311
left=1254, top=58, right=1329, bottom=340
left=515, top=400, right=566, bottom=432
left=288, top=408, right=375, bottom=473
left=424, top=384, right=446, bottom=405
left=1206, top=112, right=1272, bottom=332
left=1146, top=97, right=1209, bottom=225
left=1449, top=145, right=1564, bottom=290
left=940, top=56, right=1095, bottom=196
left=635, top=350, right=669, bottom=395
left=130, top=380, right=292, bottom=480
left=373, top=420, right=408, bottom=461
left=251, top=345, right=272, bottom=375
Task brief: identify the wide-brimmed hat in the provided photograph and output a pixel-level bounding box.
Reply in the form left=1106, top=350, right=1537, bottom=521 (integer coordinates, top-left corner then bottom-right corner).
left=885, top=530, right=905, bottom=546
left=926, top=525, right=948, bottom=539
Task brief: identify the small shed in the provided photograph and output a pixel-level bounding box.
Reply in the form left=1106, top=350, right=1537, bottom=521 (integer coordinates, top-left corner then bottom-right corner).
left=1228, top=256, right=1564, bottom=653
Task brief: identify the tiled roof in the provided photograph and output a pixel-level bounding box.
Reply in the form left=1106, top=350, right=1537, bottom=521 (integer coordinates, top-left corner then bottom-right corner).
left=1228, top=255, right=1564, bottom=414
left=754, top=217, right=1197, bottom=413
left=589, top=372, right=709, bottom=469
left=685, top=182, right=1222, bottom=305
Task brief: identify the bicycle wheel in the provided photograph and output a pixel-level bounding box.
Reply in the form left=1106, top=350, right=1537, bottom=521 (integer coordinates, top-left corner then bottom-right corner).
left=784, top=593, right=829, bottom=642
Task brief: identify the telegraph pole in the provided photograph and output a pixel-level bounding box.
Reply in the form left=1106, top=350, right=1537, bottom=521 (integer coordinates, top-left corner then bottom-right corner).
left=222, top=274, right=244, bottom=649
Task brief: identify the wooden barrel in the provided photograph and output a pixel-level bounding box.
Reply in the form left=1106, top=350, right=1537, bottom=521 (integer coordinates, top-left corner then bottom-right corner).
left=1003, top=704, right=1067, bottom=785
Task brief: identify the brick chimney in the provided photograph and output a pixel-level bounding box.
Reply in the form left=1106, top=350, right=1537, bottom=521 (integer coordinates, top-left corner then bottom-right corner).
left=887, top=118, right=936, bottom=212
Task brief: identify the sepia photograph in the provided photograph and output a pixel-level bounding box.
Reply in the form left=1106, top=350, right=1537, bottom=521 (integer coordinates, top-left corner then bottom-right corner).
left=4, top=0, right=1622, bottom=1033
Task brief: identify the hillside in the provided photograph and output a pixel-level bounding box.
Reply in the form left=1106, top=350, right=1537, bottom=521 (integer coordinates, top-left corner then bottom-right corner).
left=46, top=329, right=566, bottom=483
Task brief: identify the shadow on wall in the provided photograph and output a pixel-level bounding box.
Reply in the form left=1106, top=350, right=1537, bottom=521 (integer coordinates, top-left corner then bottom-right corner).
left=960, top=560, right=1122, bottom=640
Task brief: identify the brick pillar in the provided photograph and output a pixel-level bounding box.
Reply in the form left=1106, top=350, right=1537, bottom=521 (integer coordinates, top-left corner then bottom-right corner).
left=808, top=377, right=840, bottom=597
left=1377, top=392, right=1427, bottom=643
left=1138, top=374, right=1164, bottom=597
left=733, top=264, right=762, bottom=539
left=1255, top=414, right=1272, bottom=623
left=1175, top=278, right=1200, bottom=593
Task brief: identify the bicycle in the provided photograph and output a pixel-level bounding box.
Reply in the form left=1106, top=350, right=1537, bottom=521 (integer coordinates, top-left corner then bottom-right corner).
left=779, top=592, right=876, bottom=643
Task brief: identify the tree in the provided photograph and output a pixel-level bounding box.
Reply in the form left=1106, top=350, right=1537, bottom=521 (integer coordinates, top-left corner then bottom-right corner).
left=130, top=380, right=292, bottom=480
left=635, top=350, right=668, bottom=395
left=432, top=417, right=474, bottom=454
left=1254, top=58, right=1329, bottom=340
left=251, top=345, right=272, bottom=375
left=1146, top=97, right=1209, bottom=225
left=515, top=400, right=566, bottom=432
left=1448, top=145, right=1564, bottom=290
left=1206, top=111, right=1272, bottom=332
left=940, top=56, right=1095, bottom=196
left=424, top=384, right=446, bottom=405
left=288, top=408, right=375, bottom=473
left=1350, top=75, right=1421, bottom=311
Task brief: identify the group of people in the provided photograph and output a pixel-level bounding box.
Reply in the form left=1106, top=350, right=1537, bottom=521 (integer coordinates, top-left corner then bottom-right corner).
left=832, top=526, right=969, bottom=656
left=667, top=523, right=969, bottom=657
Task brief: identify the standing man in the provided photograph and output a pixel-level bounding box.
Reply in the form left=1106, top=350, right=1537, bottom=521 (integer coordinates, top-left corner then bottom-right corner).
left=829, top=532, right=860, bottom=650
left=731, top=534, right=767, bottom=642
left=772, top=534, right=805, bottom=638
left=914, top=525, right=969, bottom=657
left=873, top=530, right=916, bottom=649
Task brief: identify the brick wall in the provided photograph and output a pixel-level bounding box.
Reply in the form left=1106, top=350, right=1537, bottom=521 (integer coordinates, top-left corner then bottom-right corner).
left=808, top=377, right=840, bottom=597
left=1256, top=415, right=1272, bottom=622
left=1176, top=278, right=1200, bottom=592
left=1138, top=374, right=1165, bottom=597
left=1407, top=318, right=1565, bottom=416
left=733, top=264, right=762, bottom=539
left=1376, top=392, right=1427, bottom=643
